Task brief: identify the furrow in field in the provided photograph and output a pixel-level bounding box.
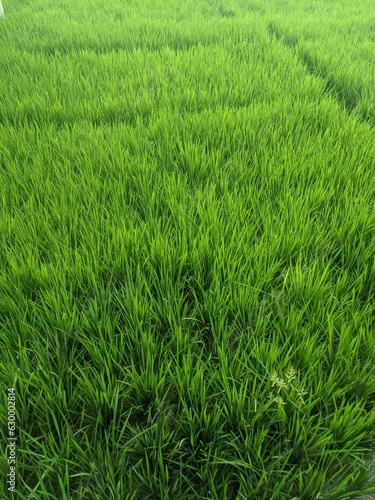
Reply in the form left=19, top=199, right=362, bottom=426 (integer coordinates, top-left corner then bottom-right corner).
left=267, top=21, right=374, bottom=126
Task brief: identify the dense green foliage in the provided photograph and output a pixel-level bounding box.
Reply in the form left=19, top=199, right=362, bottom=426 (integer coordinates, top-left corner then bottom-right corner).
left=0, top=0, right=375, bottom=498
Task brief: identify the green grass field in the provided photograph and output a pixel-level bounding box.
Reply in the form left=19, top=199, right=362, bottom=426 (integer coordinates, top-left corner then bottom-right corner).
left=1, top=0, right=375, bottom=498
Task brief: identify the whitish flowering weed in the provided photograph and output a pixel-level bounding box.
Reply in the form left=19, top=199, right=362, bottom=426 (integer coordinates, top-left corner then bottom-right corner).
left=268, top=367, right=307, bottom=411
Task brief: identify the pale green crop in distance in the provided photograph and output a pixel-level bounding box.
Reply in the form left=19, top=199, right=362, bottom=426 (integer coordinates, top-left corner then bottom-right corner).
left=0, top=0, right=375, bottom=498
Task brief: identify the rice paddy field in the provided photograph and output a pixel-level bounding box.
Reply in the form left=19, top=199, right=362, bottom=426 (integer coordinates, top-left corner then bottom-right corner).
left=1, top=0, right=375, bottom=498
